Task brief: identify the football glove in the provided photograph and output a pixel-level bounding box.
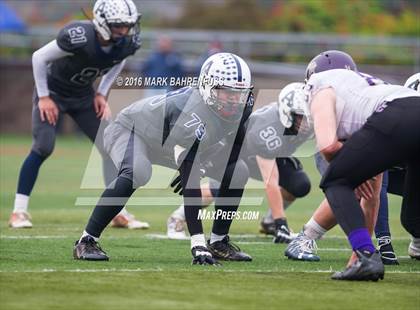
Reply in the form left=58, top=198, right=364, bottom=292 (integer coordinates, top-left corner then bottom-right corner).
left=273, top=218, right=293, bottom=244
left=191, top=246, right=221, bottom=266
left=170, top=167, right=206, bottom=196
left=170, top=173, right=183, bottom=195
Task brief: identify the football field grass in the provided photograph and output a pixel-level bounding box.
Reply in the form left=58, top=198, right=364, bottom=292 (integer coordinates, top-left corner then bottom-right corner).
left=1, top=135, right=419, bottom=310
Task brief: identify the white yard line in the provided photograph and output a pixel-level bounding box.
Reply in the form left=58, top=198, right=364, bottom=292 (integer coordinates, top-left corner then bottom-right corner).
left=75, top=197, right=263, bottom=206
left=1, top=233, right=412, bottom=242
left=0, top=235, right=69, bottom=239
left=0, top=268, right=419, bottom=274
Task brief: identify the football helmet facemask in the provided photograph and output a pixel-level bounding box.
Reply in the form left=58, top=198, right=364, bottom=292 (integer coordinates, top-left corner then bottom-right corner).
left=278, top=82, right=312, bottom=136
left=93, top=0, right=141, bottom=43
left=199, top=53, right=253, bottom=122
left=404, top=73, right=420, bottom=92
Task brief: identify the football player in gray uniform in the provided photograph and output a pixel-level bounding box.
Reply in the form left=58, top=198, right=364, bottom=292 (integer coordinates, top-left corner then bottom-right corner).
left=167, top=83, right=312, bottom=244
left=9, top=0, right=149, bottom=230
left=74, top=53, right=254, bottom=265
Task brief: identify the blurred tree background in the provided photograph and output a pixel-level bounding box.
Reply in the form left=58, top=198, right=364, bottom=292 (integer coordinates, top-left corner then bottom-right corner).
left=161, top=0, right=419, bottom=36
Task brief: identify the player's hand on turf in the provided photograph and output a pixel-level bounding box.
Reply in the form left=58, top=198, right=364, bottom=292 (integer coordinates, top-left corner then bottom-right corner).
left=94, top=93, right=112, bottom=120
left=38, top=96, right=59, bottom=126
left=355, top=180, right=374, bottom=200
left=273, top=225, right=293, bottom=244
left=191, top=246, right=221, bottom=266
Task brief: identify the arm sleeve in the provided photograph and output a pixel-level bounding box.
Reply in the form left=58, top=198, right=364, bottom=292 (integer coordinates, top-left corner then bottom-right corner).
left=97, top=60, right=126, bottom=97
left=32, top=39, right=73, bottom=97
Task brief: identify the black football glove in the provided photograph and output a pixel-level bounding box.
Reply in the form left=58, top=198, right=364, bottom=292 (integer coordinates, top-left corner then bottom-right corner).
left=170, top=173, right=183, bottom=195
left=191, top=246, right=221, bottom=266
left=170, top=168, right=206, bottom=196
left=273, top=218, right=293, bottom=244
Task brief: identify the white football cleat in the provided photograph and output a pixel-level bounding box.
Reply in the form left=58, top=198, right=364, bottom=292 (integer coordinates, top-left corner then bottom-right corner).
left=167, top=216, right=188, bottom=240
left=111, top=213, right=150, bottom=230
left=9, top=212, right=33, bottom=228
left=408, top=237, right=420, bottom=260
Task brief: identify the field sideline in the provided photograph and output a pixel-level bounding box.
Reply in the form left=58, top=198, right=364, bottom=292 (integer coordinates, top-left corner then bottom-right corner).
left=1, top=135, right=419, bottom=310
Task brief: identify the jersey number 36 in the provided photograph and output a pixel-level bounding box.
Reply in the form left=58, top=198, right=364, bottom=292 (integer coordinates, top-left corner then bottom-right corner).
left=259, top=126, right=282, bottom=150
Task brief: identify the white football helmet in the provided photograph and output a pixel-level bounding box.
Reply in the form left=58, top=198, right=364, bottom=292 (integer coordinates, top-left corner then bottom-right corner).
left=92, top=0, right=140, bottom=42
left=198, top=53, right=253, bottom=121
left=404, top=73, right=420, bottom=92
left=278, top=82, right=311, bottom=129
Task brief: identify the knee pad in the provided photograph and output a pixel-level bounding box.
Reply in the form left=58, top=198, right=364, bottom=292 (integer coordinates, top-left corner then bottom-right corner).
left=289, top=173, right=311, bottom=198
left=118, top=166, right=151, bottom=189
left=132, top=164, right=152, bottom=188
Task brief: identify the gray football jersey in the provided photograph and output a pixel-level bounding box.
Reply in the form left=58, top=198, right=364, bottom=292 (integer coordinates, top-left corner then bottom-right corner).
left=48, top=20, right=140, bottom=98
left=115, top=87, right=246, bottom=160
left=244, top=104, right=299, bottom=159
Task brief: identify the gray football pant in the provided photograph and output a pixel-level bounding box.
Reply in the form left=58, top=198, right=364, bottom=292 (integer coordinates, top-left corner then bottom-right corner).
left=31, top=92, right=117, bottom=186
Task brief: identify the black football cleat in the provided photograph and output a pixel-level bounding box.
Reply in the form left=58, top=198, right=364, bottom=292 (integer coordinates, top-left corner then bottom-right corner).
left=331, top=250, right=384, bottom=281
left=207, top=236, right=252, bottom=261
left=259, top=219, right=276, bottom=236
left=73, top=236, right=109, bottom=261
left=377, top=236, right=399, bottom=265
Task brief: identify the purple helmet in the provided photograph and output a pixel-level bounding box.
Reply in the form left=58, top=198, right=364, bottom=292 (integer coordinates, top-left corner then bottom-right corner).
left=305, top=50, right=357, bottom=80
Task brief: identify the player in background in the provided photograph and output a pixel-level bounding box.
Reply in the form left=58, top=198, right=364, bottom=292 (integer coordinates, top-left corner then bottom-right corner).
left=285, top=51, right=398, bottom=265
left=73, top=53, right=254, bottom=264
left=305, top=69, right=420, bottom=280
left=9, top=0, right=149, bottom=230
left=167, top=83, right=312, bottom=244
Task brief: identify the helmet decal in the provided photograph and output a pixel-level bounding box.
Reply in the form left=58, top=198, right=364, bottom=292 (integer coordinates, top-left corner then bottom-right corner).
left=231, top=54, right=243, bottom=82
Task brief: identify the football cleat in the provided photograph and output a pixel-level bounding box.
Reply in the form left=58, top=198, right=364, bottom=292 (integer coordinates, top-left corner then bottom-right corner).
left=9, top=212, right=32, bottom=228
left=331, top=250, right=384, bottom=281
left=191, top=246, right=221, bottom=266
left=408, top=237, right=420, bottom=260
left=207, top=236, right=252, bottom=261
left=285, top=231, right=320, bottom=261
left=259, top=218, right=276, bottom=236
left=377, top=235, right=399, bottom=265
left=273, top=225, right=294, bottom=244
left=111, top=213, right=150, bottom=230
left=167, top=216, right=188, bottom=240
left=73, top=236, right=109, bottom=261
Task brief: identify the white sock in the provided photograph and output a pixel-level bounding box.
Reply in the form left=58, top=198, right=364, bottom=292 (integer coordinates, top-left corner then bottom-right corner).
left=263, top=208, right=273, bottom=222
left=118, top=207, right=130, bottom=217
left=80, top=230, right=99, bottom=242
left=191, top=233, right=206, bottom=249
left=210, top=232, right=226, bottom=244
left=171, top=204, right=185, bottom=220
left=13, top=194, right=29, bottom=213
left=412, top=237, right=420, bottom=247
left=303, top=217, right=327, bottom=240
